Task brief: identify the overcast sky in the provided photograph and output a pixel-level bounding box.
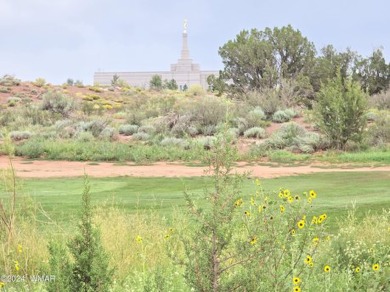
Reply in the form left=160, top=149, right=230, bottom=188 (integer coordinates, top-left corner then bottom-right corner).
left=1, top=0, right=389, bottom=84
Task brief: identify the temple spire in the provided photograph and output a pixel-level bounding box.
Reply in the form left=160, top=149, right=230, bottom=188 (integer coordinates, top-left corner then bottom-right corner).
left=181, top=18, right=190, bottom=59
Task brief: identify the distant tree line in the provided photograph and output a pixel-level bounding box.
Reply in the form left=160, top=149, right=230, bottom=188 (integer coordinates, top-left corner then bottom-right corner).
left=209, top=25, right=390, bottom=104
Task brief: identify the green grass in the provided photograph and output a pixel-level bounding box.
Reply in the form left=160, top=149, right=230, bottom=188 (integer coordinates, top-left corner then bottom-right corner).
left=2, top=171, right=389, bottom=232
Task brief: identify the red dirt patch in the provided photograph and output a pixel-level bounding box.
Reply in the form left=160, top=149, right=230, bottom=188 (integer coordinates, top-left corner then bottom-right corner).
left=1, top=156, right=389, bottom=179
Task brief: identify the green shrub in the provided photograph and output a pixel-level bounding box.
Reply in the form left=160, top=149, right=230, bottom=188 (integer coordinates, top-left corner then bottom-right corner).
left=247, top=106, right=266, bottom=127
left=160, top=137, right=189, bottom=149
left=264, top=122, right=322, bottom=154
left=315, top=75, right=368, bottom=150
left=138, top=125, right=155, bottom=135
left=194, top=136, right=216, bottom=149
left=184, top=96, right=228, bottom=128
left=41, top=91, right=77, bottom=117
left=7, top=97, right=21, bottom=107
left=243, top=127, right=266, bottom=139
left=366, top=113, right=390, bottom=146
left=369, top=89, right=390, bottom=109
left=99, top=127, right=117, bottom=141
left=0, top=74, right=21, bottom=86
left=272, top=110, right=292, bottom=123
left=186, top=84, right=206, bottom=96
left=133, top=132, right=150, bottom=141
left=119, top=124, right=139, bottom=136
left=199, top=125, right=216, bottom=136
left=246, top=89, right=282, bottom=116
left=9, top=131, right=32, bottom=141
left=33, top=77, right=46, bottom=87
left=66, top=177, right=113, bottom=291
left=76, top=131, right=95, bottom=142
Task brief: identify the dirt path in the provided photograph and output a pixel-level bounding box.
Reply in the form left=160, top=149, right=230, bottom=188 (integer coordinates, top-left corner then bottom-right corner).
left=1, top=156, right=390, bottom=179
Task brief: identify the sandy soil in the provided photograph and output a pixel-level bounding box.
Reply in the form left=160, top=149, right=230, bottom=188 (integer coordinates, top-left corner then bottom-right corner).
left=1, top=156, right=389, bottom=179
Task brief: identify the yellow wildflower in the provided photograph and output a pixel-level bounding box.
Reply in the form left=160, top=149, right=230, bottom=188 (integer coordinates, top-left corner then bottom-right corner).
left=304, top=255, right=313, bottom=265
left=297, top=220, right=305, bottom=229
left=17, top=244, right=23, bottom=253
left=312, top=237, right=319, bottom=245
left=355, top=266, right=360, bottom=273
left=14, top=260, right=20, bottom=272
left=309, top=190, right=317, bottom=199
left=293, top=286, right=301, bottom=292
left=324, top=265, right=331, bottom=273
left=234, top=198, right=243, bottom=207
left=135, top=235, right=143, bottom=243
left=293, top=277, right=301, bottom=285
left=372, top=264, right=380, bottom=271
left=249, top=236, right=257, bottom=245
left=288, top=196, right=294, bottom=203
left=280, top=205, right=285, bottom=213
left=244, top=211, right=251, bottom=216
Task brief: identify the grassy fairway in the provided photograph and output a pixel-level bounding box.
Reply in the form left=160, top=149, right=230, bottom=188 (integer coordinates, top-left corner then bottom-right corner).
left=1, top=171, right=389, bottom=231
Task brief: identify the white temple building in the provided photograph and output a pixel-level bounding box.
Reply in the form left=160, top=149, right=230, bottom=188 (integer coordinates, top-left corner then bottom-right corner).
left=93, top=20, right=218, bottom=89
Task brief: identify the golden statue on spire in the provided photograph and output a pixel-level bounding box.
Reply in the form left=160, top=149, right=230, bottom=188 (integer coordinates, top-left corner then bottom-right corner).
left=183, top=18, right=188, bottom=33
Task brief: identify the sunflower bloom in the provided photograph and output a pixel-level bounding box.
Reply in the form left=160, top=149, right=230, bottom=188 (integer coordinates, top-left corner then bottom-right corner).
left=234, top=198, right=243, bottom=207
left=278, top=192, right=284, bottom=198
left=249, top=236, right=257, bottom=245
left=280, top=205, right=285, bottom=213
left=283, top=189, right=291, bottom=197
left=288, top=196, right=294, bottom=203
left=244, top=211, right=251, bottom=216
left=297, top=220, right=305, bottom=229
left=135, top=235, right=143, bottom=243
left=304, top=255, right=312, bottom=265
left=309, top=190, right=317, bottom=199
left=293, top=277, right=301, bottom=285
left=311, top=216, right=318, bottom=224
left=355, top=266, right=360, bottom=273
left=0, top=281, right=5, bottom=288
left=324, top=265, right=331, bottom=273
left=291, top=229, right=296, bottom=235
left=293, top=286, right=301, bottom=292
left=372, top=264, right=380, bottom=271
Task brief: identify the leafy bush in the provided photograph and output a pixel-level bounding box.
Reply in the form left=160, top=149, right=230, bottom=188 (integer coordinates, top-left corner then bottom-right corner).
left=243, top=127, right=266, bottom=139
left=41, top=91, right=77, bottom=117
left=33, top=77, right=46, bottom=87
left=369, top=89, right=390, bottom=109
left=272, top=110, right=292, bottom=123
left=366, top=113, right=390, bottom=146
left=99, top=127, right=117, bottom=141
left=133, top=132, right=150, bottom=141
left=194, top=136, right=216, bottom=149
left=246, top=89, right=282, bottom=116
left=76, top=120, right=109, bottom=138
left=76, top=131, right=95, bottom=142
left=138, top=125, right=155, bottom=135
left=0, top=74, right=21, bottom=86
left=183, top=96, right=228, bottom=128
left=119, top=124, right=139, bottom=136
left=9, top=131, right=32, bottom=141
left=264, top=122, right=320, bottom=153
left=315, top=75, right=368, bottom=149
left=7, top=97, right=21, bottom=107
left=160, top=137, right=189, bottom=149
left=186, top=84, right=206, bottom=96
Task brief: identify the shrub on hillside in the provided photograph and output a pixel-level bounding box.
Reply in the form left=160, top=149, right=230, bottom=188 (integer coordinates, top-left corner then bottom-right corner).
left=100, top=127, right=117, bottom=141
left=76, top=120, right=109, bottom=138
left=118, top=124, right=139, bottom=136
left=33, top=77, right=46, bottom=87
left=243, top=127, right=266, bottom=139
left=315, top=75, right=368, bottom=150
left=138, top=125, right=155, bottom=135
left=186, top=84, right=206, bottom=97
left=246, top=89, right=282, bottom=116
left=9, top=131, right=32, bottom=141
left=0, top=74, right=21, bottom=86
left=160, top=137, right=190, bottom=149
left=132, top=132, right=150, bottom=141
left=369, top=89, right=390, bottom=109
left=41, top=91, right=77, bottom=117
left=272, top=108, right=296, bottom=123
left=184, top=96, right=228, bottom=128
left=366, top=113, right=390, bottom=146
left=264, top=122, right=320, bottom=153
